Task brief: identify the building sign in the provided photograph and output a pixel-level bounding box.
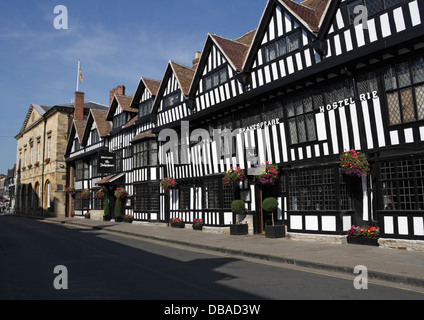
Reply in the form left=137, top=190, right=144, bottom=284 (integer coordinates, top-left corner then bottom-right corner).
left=98, top=150, right=116, bottom=174
left=318, top=91, right=379, bottom=113
left=238, top=118, right=281, bottom=134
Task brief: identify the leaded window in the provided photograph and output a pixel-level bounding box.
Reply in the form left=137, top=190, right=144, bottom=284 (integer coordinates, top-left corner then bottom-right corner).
left=139, top=99, right=153, bottom=118
left=263, top=30, right=301, bottom=63
left=163, top=91, right=181, bottom=110
left=288, top=168, right=352, bottom=211
left=203, top=179, right=220, bottom=209
left=204, top=67, right=228, bottom=91
left=380, top=158, right=424, bottom=211
left=286, top=95, right=317, bottom=145
left=347, top=0, right=404, bottom=23
left=133, top=140, right=158, bottom=168
left=384, top=56, right=424, bottom=125
left=134, top=183, right=159, bottom=212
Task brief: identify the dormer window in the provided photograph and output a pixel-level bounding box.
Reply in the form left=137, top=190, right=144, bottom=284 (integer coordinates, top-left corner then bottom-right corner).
left=139, top=99, right=153, bottom=118
left=90, top=129, right=100, bottom=144
left=113, top=113, right=127, bottom=129
left=263, top=30, right=300, bottom=63
left=204, top=67, right=228, bottom=91
left=163, top=91, right=181, bottom=110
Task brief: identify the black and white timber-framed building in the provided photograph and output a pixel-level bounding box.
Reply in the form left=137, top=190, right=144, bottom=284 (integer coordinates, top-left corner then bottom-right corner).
left=65, top=0, right=424, bottom=242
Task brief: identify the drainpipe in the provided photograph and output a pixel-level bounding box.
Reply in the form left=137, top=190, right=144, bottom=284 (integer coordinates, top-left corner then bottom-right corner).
left=41, top=116, right=47, bottom=216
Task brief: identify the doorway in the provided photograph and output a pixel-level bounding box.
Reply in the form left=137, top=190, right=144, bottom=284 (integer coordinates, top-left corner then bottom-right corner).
left=256, top=185, right=277, bottom=234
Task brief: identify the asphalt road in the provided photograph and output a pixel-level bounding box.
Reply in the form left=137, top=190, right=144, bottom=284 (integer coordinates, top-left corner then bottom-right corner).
left=0, top=215, right=423, bottom=302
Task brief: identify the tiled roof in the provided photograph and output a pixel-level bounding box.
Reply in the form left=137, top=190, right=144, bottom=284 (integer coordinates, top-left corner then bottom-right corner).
left=143, top=77, right=161, bottom=96
left=279, top=0, right=331, bottom=33
left=74, top=120, right=87, bottom=143
left=170, top=61, right=195, bottom=96
left=90, top=109, right=111, bottom=137
left=209, top=33, right=250, bottom=72
left=115, top=95, right=136, bottom=113
left=122, top=114, right=139, bottom=129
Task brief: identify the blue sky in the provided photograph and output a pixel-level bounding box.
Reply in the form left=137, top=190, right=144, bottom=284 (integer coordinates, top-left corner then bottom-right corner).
left=0, top=0, right=279, bottom=174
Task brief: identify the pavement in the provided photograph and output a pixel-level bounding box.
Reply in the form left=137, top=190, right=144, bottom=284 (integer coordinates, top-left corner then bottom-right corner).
left=11, top=214, right=424, bottom=289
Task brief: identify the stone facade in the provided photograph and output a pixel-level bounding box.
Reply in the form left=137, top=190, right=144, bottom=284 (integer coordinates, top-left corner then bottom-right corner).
left=15, top=94, right=108, bottom=218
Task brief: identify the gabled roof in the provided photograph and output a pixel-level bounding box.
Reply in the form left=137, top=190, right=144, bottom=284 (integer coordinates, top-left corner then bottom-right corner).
left=81, top=109, right=111, bottom=146
left=130, top=77, right=161, bottom=109
left=106, top=94, right=137, bottom=121
left=243, top=0, right=332, bottom=71
left=188, top=31, right=254, bottom=98
left=280, top=0, right=331, bottom=33
left=151, top=60, right=195, bottom=115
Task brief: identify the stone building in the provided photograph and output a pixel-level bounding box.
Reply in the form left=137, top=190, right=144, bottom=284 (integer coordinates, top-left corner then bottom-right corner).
left=14, top=92, right=107, bottom=217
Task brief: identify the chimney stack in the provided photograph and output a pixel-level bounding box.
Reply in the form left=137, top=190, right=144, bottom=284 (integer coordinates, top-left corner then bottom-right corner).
left=74, top=91, right=85, bottom=121
left=192, top=51, right=201, bottom=69
left=109, top=85, right=126, bottom=106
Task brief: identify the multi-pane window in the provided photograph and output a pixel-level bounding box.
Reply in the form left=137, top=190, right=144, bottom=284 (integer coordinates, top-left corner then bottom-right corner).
left=289, top=168, right=352, bottom=211
left=76, top=162, right=84, bottom=181
left=113, top=113, right=127, bottom=129
left=263, top=30, right=300, bottom=63
left=347, top=0, right=404, bottom=23
left=204, top=67, right=228, bottom=91
left=380, top=158, right=424, bottom=211
left=287, top=95, right=317, bottom=145
left=179, top=187, right=191, bottom=211
left=384, top=56, right=424, bottom=125
left=139, top=99, right=153, bottom=118
left=133, top=140, right=158, bottom=168
left=163, top=92, right=181, bottom=110
left=134, top=183, right=159, bottom=212
left=90, top=129, right=100, bottom=145
left=203, top=179, right=220, bottom=209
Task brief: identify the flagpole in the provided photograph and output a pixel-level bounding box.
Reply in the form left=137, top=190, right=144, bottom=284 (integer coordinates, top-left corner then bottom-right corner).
left=76, top=60, right=80, bottom=92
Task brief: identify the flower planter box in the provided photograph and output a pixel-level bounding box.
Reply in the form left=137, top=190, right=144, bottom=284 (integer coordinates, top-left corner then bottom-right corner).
left=171, top=223, right=185, bottom=229
left=193, top=225, right=203, bottom=231
left=265, top=225, right=285, bottom=238
left=230, top=224, right=248, bottom=236
left=347, top=237, right=379, bottom=246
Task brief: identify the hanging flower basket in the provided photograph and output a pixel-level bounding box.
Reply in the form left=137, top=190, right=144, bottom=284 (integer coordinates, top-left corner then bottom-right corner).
left=81, top=189, right=91, bottom=198
left=65, top=186, right=76, bottom=196
left=161, top=177, right=177, bottom=191
left=96, top=189, right=105, bottom=199
left=340, top=150, right=370, bottom=177
left=114, top=187, right=128, bottom=199
left=254, top=161, right=279, bottom=186
left=45, top=158, right=51, bottom=164
left=223, top=166, right=246, bottom=187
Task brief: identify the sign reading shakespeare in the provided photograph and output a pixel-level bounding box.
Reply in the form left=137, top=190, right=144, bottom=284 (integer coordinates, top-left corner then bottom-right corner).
left=98, top=150, right=116, bottom=174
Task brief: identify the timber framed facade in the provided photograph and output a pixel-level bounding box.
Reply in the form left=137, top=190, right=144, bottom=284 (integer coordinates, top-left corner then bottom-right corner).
left=65, top=0, right=424, bottom=241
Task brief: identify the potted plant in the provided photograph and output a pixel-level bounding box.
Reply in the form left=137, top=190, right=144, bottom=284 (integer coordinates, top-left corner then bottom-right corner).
left=103, top=197, right=111, bottom=221
left=161, top=177, right=177, bottom=191
left=254, top=161, right=279, bottom=186
left=114, top=199, right=123, bottom=222
left=193, top=218, right=204, bottom=230
left=230, top=200, right=248, bottom=235
left=263, top=197, right=285, bottom=238
left=223, top=166, right=246, bottom=187
left=45, top=158, right=51, bottom=164
left=169, top=217, right=185, bottom=228
left=84, top=212, right=91, bottom=219
left=340, top=149, right=370, bottom=177
left=28, top=164, right=33, bottom=169
left=71, top=211, right=75, bottom=218
left=347, top=225, right=380, bottom=246
left=123, top=214, right=134, bottom=223
left=35, top=161, right=40, bottom=168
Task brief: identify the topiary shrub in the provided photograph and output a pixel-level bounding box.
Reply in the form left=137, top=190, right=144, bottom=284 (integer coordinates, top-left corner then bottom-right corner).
left=263, top=197, right=278, bottom=226
left=231, top=200, right=245, bottom=214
